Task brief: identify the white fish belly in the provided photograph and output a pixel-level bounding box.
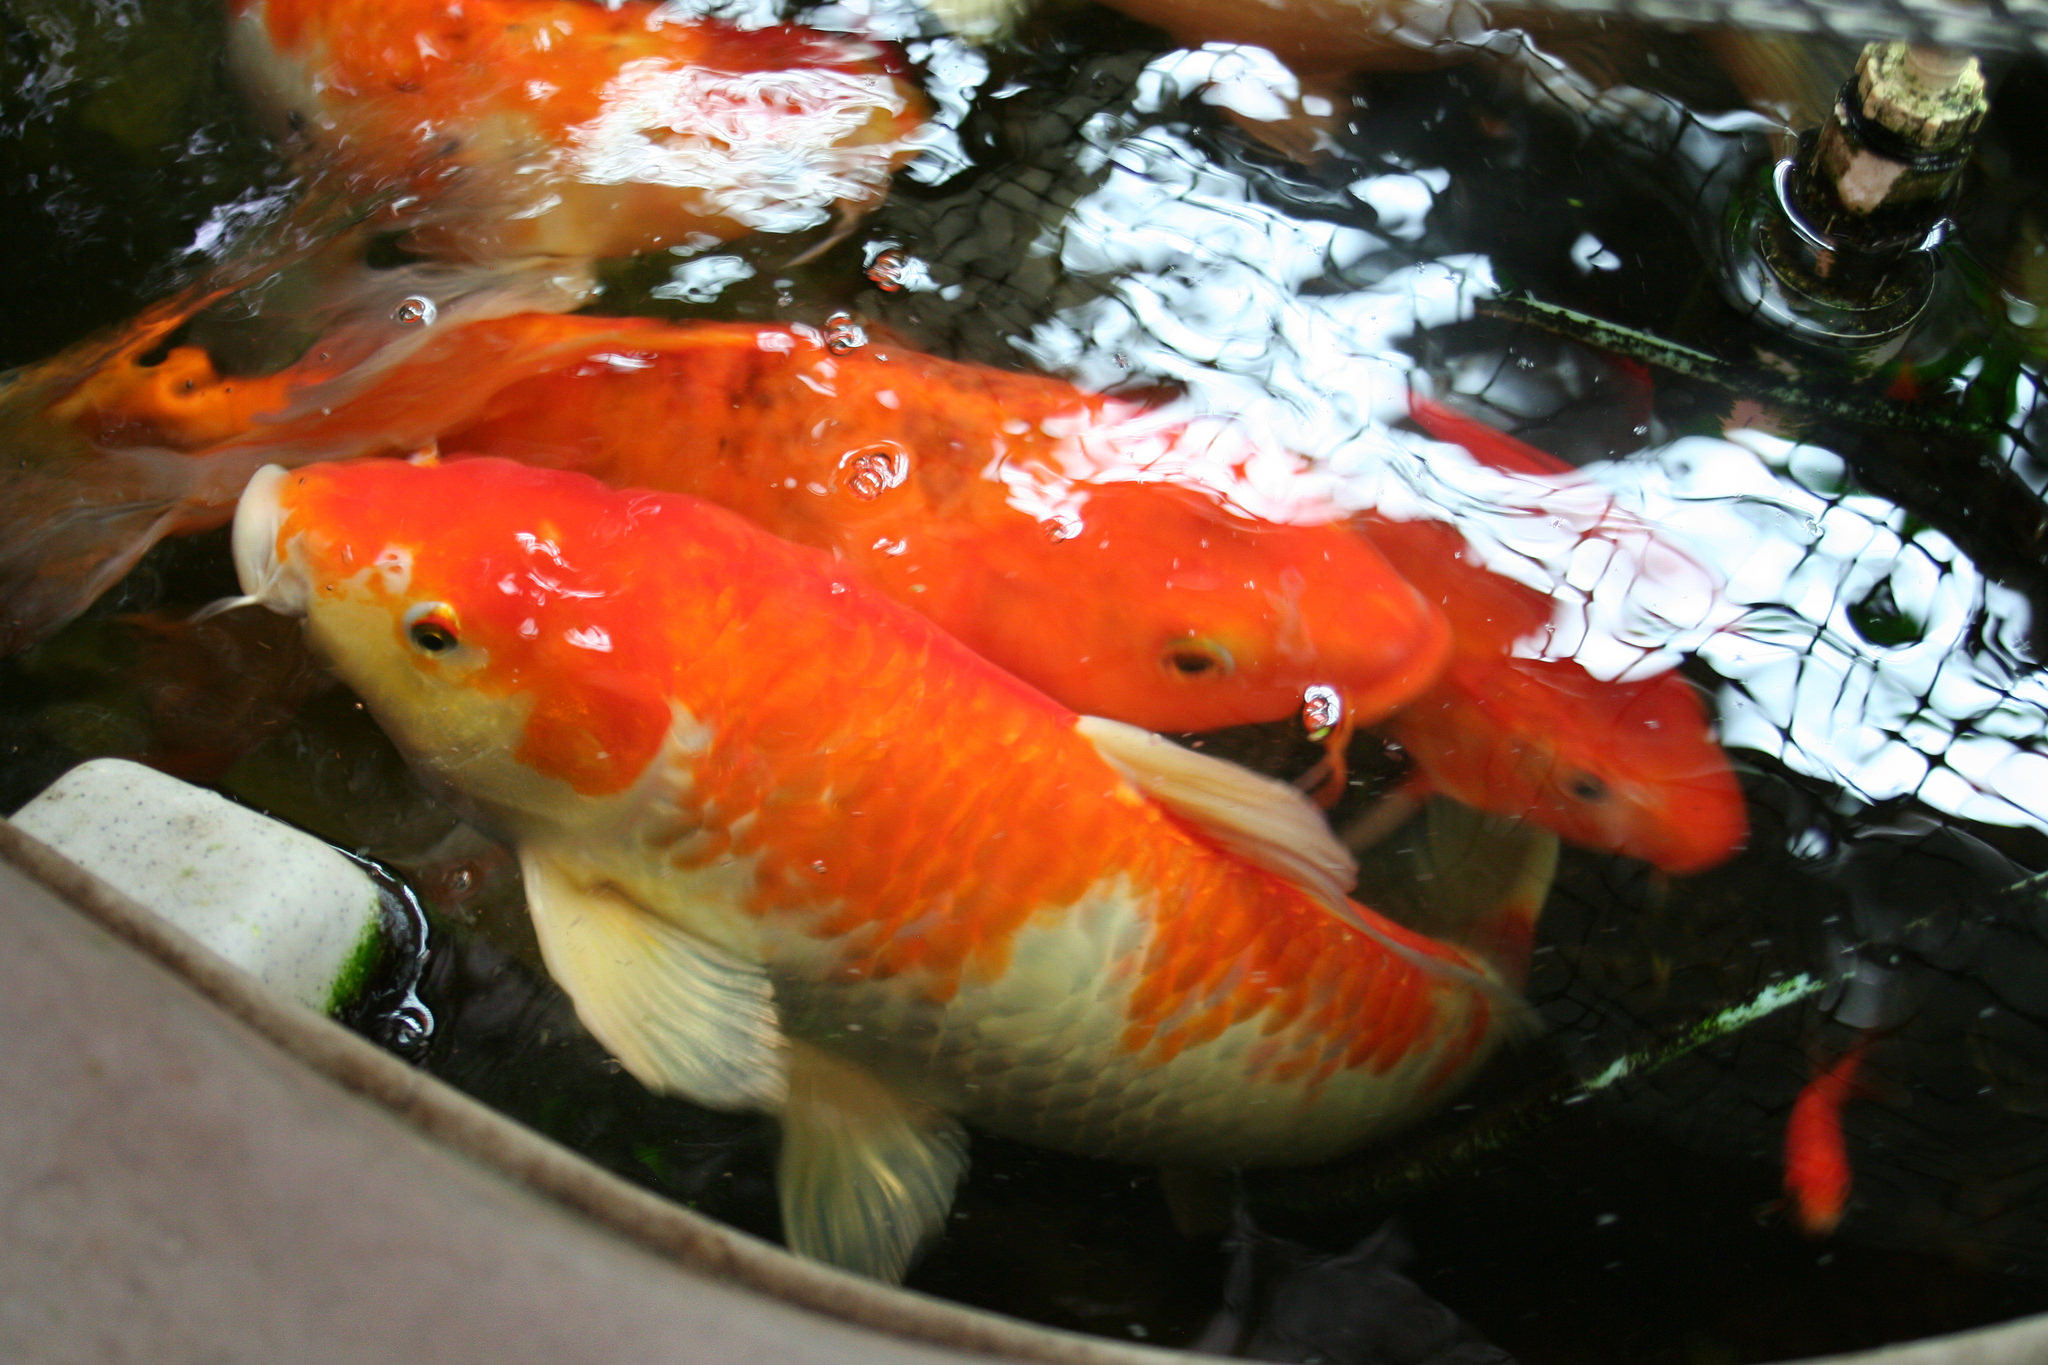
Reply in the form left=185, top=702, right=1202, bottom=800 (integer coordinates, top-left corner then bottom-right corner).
left=769, top=878, right=1496, bottom=1170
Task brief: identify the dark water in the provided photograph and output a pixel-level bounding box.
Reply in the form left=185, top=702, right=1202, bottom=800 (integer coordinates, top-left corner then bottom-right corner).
left=6, top=2, right=2048, bottom=1362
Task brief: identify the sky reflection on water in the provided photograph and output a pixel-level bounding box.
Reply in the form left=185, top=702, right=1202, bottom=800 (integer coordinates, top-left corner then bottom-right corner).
left=886, top=39, right=2048, bottom=855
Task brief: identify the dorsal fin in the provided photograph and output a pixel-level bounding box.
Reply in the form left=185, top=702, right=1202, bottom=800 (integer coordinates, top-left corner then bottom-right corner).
left=1076, top=715, right=1357, bottom=917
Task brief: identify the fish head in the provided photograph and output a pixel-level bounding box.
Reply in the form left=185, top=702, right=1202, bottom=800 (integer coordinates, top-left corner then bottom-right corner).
left=1411, top=657, right=1747, bottom=874
left=1020, top=482, right=1452, bottom=734
left=233, top=458, right=684, bottom=827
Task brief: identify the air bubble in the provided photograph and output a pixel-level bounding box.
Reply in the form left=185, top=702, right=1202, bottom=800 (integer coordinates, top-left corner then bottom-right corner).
left=1044, top=515, right=1081, bottom=543
left=867, top=248, right=909, bottom=291
left=825, top=312, right=866, bottom=354
left=392, top=295, right=436, bottom=326
left=379, top=1002, right=434, bottom=1054
left=837, top=444, right=909, bottom=500
left=1302, top=684, right=1344, bottom=740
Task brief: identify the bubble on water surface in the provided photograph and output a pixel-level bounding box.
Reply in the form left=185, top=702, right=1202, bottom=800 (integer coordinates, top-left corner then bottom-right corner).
left=1301, top=684, right=1344, bottom=741
left=866, top=247, right=909, bottom=291
left=825, top=311, right=867, bottom=353
left=836, top=444, right=908, bottom=500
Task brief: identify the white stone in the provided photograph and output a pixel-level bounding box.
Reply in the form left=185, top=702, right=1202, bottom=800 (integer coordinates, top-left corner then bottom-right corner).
left=10, top=759, right=383, bottom=1014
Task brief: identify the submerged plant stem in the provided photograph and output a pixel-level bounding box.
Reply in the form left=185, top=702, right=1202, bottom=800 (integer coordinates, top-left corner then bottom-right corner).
left=1298, top=972, right=1827, bottom=1209
left=1477, top=295, right=1994, bottom=439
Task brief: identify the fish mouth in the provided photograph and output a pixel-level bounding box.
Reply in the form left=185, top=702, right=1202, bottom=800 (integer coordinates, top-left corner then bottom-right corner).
left=232, top=464, right=307, bottom=617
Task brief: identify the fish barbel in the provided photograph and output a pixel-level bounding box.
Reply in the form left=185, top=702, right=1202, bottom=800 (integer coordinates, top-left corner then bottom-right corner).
left=227, top=0, right=931, bottom=262
left=233, top=454, right=1557, bottom=1280
left=9, top=313, right=1453, bottom=742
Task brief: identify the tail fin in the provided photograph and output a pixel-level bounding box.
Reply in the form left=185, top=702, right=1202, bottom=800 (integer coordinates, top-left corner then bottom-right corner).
left=0, top=254, right=585, bottom=654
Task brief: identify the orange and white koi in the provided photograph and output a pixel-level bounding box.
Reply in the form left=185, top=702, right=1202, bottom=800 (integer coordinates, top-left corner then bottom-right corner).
left=232, top=454, right=1557, bottom=1280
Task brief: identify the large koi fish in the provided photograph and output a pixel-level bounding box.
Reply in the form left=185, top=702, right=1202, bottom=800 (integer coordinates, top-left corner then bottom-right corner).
left=232, top=455, right=1557, bottom=1280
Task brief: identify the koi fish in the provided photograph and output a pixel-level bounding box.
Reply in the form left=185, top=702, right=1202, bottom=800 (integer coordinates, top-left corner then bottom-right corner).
left=2, top=0, right=930, bottom=645
left=6, top=314, right=1452, bottom=750
left=1353, top=396, right=1747, bottom=875
left=432, top=320, right=1452, bottom=737
left=227, top=0, right=931, bottom=264
left=1783, top=1038, right=1869, bottom=1237
left=1374, top=649, right=1750, bottom=876
left=232, top=455, right=1557, bottom=1279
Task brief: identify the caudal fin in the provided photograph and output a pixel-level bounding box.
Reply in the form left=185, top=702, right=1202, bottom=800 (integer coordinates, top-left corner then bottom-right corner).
left=0, top=253, right=587, bottom=655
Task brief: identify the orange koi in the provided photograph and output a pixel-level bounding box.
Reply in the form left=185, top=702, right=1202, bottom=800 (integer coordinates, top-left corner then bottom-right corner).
left=1783, top=1039, right=1869, bottom=1237
left=1357, top=396, right=1747, bottom=875
left=231, top=455, right=1558, bottom=1280
left=7, top=314, right=1453, bottom=748
left=227, top=0, right=930, bottom=263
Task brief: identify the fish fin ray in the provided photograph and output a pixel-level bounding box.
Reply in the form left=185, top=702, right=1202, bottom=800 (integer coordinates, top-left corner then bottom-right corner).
left=520, top=847, right=788, bottom=1110
left=778, top=1041, right=967, bottom=1283
left=1077, top=715, right=1358, bottom=914
left=1410, top=798, right=1557, bottom=1014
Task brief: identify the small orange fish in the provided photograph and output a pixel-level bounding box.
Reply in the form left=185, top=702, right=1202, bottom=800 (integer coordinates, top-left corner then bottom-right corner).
left=1360, top=396, right=1748, bottom=874
left=1784, top=1039, right=1869, bottom=1237
left=227, top=0, right=931, bottom=262
left=232, top=455, right=1558, bottom=1279
left=8, top=314, right=1453, bottom=748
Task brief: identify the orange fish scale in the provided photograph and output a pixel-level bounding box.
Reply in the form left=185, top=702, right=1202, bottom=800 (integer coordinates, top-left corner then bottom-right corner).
left=1367, top=971, right=1436, bottom=1074
left=1146, top=994, right=1237, bottom=1063
left=1335, top=956, right=1393, bottom=1070
left=1419, top=1003, right=1496, bottom=1096
left=1265, top=1049, right=1321, bottom=1086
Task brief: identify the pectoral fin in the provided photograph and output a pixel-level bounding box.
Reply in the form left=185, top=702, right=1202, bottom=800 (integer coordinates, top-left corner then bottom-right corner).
left=1406, top=798, right=1559, bottom=997
left=1078, top=715, right=1357, bottom=916
left=778, top=1041, right=968, bottom=1283
left=520, top=846, right=788, bottom=1111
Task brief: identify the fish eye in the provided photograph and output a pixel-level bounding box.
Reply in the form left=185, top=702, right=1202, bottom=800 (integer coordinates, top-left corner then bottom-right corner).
left=1565, top=771, right=1611, bottom=804
left=403, top=601, right=461, bottom=655
left=1163, top=637, right=1235, bottom=679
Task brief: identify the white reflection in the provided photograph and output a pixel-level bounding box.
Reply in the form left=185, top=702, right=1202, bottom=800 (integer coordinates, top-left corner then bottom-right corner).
left=570, top=61, right=922, bottom=234
left=1571, top=430, right=2048, bottom=830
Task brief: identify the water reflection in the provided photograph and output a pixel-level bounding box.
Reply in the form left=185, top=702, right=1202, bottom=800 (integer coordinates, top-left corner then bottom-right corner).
left=871, top=37, right=2048, bottom=851
left=1628, top=436, right=2044, bottom=830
